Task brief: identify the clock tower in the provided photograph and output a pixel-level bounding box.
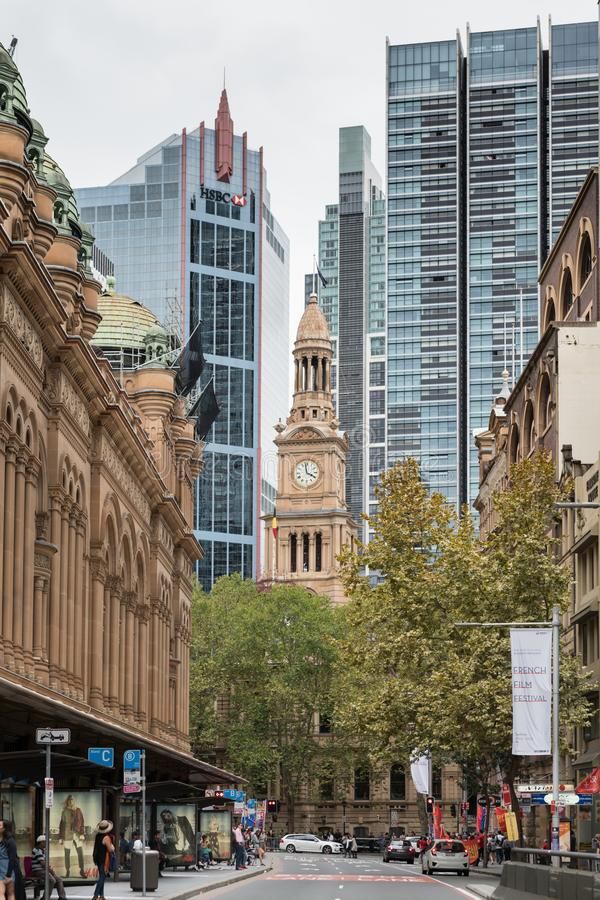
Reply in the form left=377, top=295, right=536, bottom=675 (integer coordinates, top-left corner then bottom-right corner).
left=263, top=293, right=357, bottom=603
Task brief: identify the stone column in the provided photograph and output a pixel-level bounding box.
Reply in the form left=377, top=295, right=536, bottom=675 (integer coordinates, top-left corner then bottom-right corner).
left=125, top=595, right=135, bottom=717
left=21, top=460, right=37, bottom=675
left=2, top=442, right=17, bottom=667
left=89, top=559, right=105, bottom=707
left=73, top=516, right=85, bottom=692
left=109, top=578, right=121, bottom=713
left=149, top=601, right=160, bottom=732
left=119, top=594, right=127, bottom=714
left=102, top=582, right=111, bottom=702
left=137, top=604, right=150, bottom=726
left=0, top=433, right=6, bottom=664
left=33, top=576, right=45, bottom=663
left=12, top=451, right=26, bottom=668
left=66, top=508, right=77, bottom=685
left=48, top=492, right=63, bottom=687
left=58, top=500, right=70, bottom=675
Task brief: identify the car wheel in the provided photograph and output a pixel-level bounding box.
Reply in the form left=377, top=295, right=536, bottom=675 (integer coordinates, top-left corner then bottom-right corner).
left=322, top=846, right=332, bottom=855
left=286, top=845, right=296, bottom=854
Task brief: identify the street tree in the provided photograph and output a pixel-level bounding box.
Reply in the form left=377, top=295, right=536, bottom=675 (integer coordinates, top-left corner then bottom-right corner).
left=190, top=575, right=348, bottom=830
left=335, top=454, right=592, bottom=847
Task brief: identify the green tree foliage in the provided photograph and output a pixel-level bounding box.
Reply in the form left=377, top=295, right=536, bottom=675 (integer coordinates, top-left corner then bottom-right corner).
left=336, top=453, right=592, bottom=845
left=190, top=575, right=347, bottom=830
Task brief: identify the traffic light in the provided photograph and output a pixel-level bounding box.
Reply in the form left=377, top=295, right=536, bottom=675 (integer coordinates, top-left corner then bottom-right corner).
left=426, top=796, right=434, bottom=814
left=214, top=790, right=224, bottom=799
left=450, top=803, right=457, bottom=818
left=267, top=799, right=280, bottom=813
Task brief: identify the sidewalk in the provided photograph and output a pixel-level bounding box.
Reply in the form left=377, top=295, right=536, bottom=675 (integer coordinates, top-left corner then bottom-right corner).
left=34, top=861, right=272, bottom=900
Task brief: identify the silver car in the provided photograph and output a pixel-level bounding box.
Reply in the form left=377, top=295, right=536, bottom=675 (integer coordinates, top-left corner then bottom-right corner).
left=421, top=839, right=470, bottom=876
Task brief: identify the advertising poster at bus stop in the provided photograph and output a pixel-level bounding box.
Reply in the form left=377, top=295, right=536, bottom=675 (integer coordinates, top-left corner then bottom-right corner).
left=200, top=808, right=231, bottom=861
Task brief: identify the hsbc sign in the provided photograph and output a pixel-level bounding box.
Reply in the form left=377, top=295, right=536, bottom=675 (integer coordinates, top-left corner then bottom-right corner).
left=200, top=187, right=247, bottom=206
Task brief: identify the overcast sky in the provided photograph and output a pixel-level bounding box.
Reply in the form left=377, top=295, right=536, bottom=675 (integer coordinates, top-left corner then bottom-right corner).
left=7, top=0, right=598, bottom=332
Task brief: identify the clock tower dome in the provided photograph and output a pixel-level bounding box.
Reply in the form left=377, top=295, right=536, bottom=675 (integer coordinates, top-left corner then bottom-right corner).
left=263, top=293, right=358, bottom=603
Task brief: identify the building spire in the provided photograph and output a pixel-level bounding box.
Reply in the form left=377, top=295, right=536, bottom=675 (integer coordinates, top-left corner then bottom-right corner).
left=215, top=86, right=234, bottom=183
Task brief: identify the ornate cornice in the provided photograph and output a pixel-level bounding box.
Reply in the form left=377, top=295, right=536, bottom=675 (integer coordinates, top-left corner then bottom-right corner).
left=46, top=369, right=90, bottom=438
left=2, top=286, right=44, bottom=369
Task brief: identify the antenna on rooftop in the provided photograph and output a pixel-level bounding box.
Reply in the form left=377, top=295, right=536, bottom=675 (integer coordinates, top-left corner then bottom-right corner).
left=8, top=36, right=17, bottom=58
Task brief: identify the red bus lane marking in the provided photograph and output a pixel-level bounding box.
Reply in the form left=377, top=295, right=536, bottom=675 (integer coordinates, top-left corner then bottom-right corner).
left=263, top=874, right=430, bottom=882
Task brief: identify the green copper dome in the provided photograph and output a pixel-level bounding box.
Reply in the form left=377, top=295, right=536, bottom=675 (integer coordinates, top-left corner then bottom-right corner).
left=0, top=42, right=32, bottom=137
left=44, top=154, right=82, bottom=237
left=93, top=293, right=163, bottom=351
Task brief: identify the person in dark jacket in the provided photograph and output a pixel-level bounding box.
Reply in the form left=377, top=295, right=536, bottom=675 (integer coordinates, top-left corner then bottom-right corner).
left=0, top=820, right=23, bottom=900
left=91, top=821, right=114, bottom=900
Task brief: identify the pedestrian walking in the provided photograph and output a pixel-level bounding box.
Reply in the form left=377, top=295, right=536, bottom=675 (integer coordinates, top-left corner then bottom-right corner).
left=256, top=831, right=266, bottom=866
left=350, top=837, right=357, bottom=860
left=232, top=824, right=245, bottom=871
left=32, top=836, right=66, bottom=900
left=92, top=820, right=114, bottom=900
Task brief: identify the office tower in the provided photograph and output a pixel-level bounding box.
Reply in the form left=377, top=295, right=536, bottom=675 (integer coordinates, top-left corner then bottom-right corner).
left=386, top=20, right=598, bottom=508
left=76, top=90, right=290, bottom=587
left=306, top=127, right=385, bottom=537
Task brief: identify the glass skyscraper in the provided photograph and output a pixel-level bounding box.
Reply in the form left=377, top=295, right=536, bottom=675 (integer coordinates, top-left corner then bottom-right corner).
left=307, top=126, right=386, bottom=537
left=386, top=21, right=598, bottom=508
left=76, top=91, right=289, bottom=588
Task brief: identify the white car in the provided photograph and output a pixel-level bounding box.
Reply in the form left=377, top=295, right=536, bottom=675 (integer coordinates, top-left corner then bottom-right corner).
left=280, top=833, right=342, bottom=854
left=421, top=839, right=470, bottom=876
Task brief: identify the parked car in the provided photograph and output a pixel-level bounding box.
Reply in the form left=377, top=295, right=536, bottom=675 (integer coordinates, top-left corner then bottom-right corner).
left=279, top=833, right=342, bottom=854
left=382, top=840, right=416, bottom=864
left=421, top=839, right=470, bottom=876
left=355, top=837, right=384, bottom=853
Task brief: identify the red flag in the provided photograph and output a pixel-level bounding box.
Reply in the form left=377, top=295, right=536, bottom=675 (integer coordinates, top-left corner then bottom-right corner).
left=576, top=767, right=600, bottom=794
left=433, top=803, right=443, bottom=839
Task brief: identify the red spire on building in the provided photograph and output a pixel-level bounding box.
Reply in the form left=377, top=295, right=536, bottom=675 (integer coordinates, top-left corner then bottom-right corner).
left=215, top=88, right=234, bottom=183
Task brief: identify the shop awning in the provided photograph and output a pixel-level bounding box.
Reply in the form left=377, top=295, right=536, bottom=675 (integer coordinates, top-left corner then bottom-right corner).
left=0, top=674, right=243, bottom=786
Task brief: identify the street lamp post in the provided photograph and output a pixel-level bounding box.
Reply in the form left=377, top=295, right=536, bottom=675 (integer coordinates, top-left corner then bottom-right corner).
left=455, top=608, right=561, bottom=868
left=342, top=799, right=347, bottom=835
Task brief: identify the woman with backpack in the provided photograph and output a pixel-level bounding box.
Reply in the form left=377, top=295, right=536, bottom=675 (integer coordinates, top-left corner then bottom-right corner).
left=92, top=821, right=115, bottom=900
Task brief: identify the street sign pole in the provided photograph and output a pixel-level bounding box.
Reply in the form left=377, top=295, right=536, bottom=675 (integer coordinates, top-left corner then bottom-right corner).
left=551, top=605, right=561, bottom=866
left=45, top=746, right=50, bottom=900
left=142, top=750, right=146, bottom=898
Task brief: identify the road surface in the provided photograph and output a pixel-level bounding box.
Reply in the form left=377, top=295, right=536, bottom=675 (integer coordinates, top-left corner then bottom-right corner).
left=208, top=849, right=496, bottom=899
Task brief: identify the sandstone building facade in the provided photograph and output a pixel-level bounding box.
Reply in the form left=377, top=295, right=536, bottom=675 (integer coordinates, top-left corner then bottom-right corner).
left=0, top=41, right=235, bottom=862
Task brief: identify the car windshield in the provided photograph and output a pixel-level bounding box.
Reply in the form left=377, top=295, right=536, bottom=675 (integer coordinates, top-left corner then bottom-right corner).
left=436, top=841, right=464, bottom=853
left=390, top=841, right=404, bottom=847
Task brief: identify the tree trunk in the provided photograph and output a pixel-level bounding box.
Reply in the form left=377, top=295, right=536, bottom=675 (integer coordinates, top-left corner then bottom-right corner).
left=483, top=797, right=491, bottom=867
left=416, top=794, right=429, bottom=836
left=286, top=788, right=296, bottom=833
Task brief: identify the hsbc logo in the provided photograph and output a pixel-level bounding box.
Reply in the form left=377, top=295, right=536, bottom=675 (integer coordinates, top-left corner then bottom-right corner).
left=200, top=186, right=247, bottom=206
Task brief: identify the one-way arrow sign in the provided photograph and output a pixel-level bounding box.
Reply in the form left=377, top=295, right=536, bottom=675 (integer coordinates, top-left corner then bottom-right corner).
left=36, top=728, right=71, bottom=744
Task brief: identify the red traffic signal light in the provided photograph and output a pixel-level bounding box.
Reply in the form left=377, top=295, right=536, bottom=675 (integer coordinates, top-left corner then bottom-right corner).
left=426, top=796, right=434, bottom=814
left=267, top=799, right=279, bottom=812
left=214, top=790, right=224, bottom=798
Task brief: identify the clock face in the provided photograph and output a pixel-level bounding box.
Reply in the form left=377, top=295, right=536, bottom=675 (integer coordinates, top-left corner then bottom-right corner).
left=295, top=459, right=320, bottom=487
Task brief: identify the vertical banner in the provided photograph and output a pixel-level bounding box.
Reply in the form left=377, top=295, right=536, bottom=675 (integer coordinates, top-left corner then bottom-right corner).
left=495, top=808, right=507, bottom=833
left=410, top=753, right=430, bottom=794
left=510, top=628, right=552, bottom=756
left=433, top=803, right=442, bottom=838
left=505, top=811, right=519, bottom=842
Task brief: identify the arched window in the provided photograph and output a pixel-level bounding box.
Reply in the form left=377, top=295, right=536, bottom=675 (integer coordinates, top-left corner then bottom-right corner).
left=354, top=767, right=370, bottom=801
left=290, top=534, right=297, bottom=573
left=522, top=401, right=535, bottom=457
left=561, top=268, right=573, bottom=317
left=538, top=373, right=551, bottom=432
left=0, top=85, right=7, bottom=112
left=432, top=766, right=443, bottom=800
left=53, top=201, right=65, bottom=226
left=509, top=424, right=519, bottom=466
left=322, top=358, right=327, bottom=390
left=302, top=533, right=309, bottom=572
left=543, top=297, right=556, bottom=331
left=390, top=764, right=406, bottom=801
left=302, top=357, right=308, bottom=390
left=315, top=533, right=322, bottom=572
left=580, top=233, right=593, bottom=287
left=311, top=356, right=319, bottom=390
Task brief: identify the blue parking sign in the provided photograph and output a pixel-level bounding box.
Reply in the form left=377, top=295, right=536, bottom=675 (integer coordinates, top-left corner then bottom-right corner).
left=124, top=749, right=141, bottom=770
left=88, top=748, right=114, bottom=768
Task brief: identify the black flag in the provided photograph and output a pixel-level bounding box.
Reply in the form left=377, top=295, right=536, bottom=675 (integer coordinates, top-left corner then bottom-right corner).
left=174, top=323, right=205, bottom=396
left=316, top=261, right=328, bottom=288
left=189, top=378, right=221, bottom=440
